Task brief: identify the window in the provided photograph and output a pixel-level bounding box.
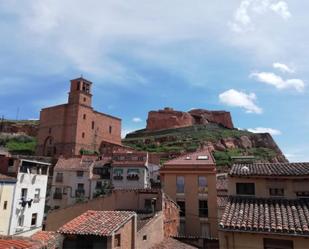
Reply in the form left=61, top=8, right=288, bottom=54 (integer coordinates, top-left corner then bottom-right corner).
left=176, top=176, right=185, bottom=193
left=198, top=176, right=208, bottom=193
left=296, top=191, right=309, bottom=198
left=18, top=215, right=24, bottom=227
left=96, top=181, right=102, bottom=189
left=269, top=188, right=284, bottom=197
left=77, top=183, right=84, bottom=190
left=55, top=173, right=63, bottom=183
left=48, top=128, right=52, bottom=134
left=82, top=132, right=85, bottom=138
left=177, top=200, right=186, bottom=217
left=92, top=121, right=95, bottom=130
left=83, top=114, right=86, bottom=120
left=34, top=189, right=40, bottom=203
left=109, top=125, right=112, bottom=134
left=76, top=171, right=84, bottom=177
left=83, top=97, right=86, bottom=102
left=54, top=187, right=62, bottom=199
left=199, top=200, right=208, bottom=217
left=236, top=183, right=255, bottom=195
left=143, top=235, right=147, bottom=240
left=144, top=199, right=155, bottom=211
left=115, top=234, right=121, bottom=247
left=21, top=188, right=27, bottom=200
left=264, top=238, right=293, bottom=249
left=31, top=213, right=37, bottom=226
left=3, top=201, right=7, bottom=210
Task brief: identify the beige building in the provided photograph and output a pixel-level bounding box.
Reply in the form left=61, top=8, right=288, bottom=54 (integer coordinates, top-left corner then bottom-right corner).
left=219, top=162, right=309, bottom=249
left=0, top=174, right=16, bottom=235
left=50, top=156, right=111, bottom=209
left=111, top=152, right=150, bottom=189
left=160, top=149, right=218, bottom=241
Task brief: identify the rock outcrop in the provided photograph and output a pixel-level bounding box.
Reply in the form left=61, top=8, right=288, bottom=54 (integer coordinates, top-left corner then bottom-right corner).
left=146, top=107, right=234, bottom=131
left=0, top=120, right=39, bottom=137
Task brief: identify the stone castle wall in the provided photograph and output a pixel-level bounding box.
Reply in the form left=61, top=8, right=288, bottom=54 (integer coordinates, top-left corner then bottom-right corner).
left=146, top=107, right=234, bottom=131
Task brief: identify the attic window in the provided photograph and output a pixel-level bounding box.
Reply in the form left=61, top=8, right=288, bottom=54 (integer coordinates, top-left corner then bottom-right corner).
left=197, top=155, right=209, bottom=160
left=185, top=156, right=191, bottom=160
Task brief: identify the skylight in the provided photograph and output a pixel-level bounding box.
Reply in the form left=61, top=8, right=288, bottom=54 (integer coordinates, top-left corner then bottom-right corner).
left=197, top=155, right=208, bottom=160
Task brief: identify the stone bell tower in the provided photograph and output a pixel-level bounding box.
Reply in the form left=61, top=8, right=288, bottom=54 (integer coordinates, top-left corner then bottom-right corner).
left=68, top=77, right=93, bottom=107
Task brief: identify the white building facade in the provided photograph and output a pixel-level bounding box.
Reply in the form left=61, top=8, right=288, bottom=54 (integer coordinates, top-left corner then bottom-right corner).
left=9, top=159, right=50, bottom=236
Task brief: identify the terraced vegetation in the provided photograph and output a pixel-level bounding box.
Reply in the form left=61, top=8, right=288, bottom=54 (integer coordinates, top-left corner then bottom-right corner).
left=123, top=124, right=285, bottom=166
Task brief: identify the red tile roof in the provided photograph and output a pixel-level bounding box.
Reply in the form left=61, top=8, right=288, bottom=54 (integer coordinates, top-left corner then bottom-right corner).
left=0, top=237, right=43, bottom=249
left=163, top=149, right=215, bottom=166
left=220, top=197, right=309, bottom=236
left=54, top=157, right=94, bottom=171
left=150, top=237, right=198, bottom=249
left=31, top=231, right=63, bottom=249
left=58, top=210, right=136, bottom=236
left=230, top=163, right=309, bottom=177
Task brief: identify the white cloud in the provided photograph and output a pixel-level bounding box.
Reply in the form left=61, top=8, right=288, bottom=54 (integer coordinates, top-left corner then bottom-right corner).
left=250, top=72, right=305, bottom=92
left=248, top=127, right=282, bottom=135
left=270, top=1, right=291, bottom=19
left=230, top=0, right=291, bottom=32
left=219, top=89, right=262, bottom=114
left=132, top=117, right=142, bottom=123
left=273, top=62, right=294, bottom=73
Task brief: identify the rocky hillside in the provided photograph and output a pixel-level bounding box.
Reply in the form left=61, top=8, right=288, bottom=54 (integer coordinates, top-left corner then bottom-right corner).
left=123, top=124, right=287, bottom=166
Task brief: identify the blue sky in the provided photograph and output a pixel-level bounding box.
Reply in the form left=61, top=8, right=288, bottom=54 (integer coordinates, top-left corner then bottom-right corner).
left=0, top=0, right=308, bottom=161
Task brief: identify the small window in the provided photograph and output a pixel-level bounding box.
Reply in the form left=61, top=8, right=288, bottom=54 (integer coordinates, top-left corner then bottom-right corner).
left=82, top=132, right=85, bottom=138
left=34, top=189, right=40, bottom=202
left=199, top=200, right=208, bottom=217
left=236, top=183, right=255, bottom=195
left=83, top=114, right=86, bottom=120
left=143, top=235, right=147, bottom=241
left=198, top=176, right=208, bottom=193
left=83, top=97, right=86, bottom=102
left=21, top=188, right=27, bottom=200
left=176, top=176, right=185, bottom=193
left=109, top=126, right=112, bottom=134
left=77, top=183, right=84, bottom=190
left=177, top=200, right=186, bottom=217
left=55, top=173, right=63, bottom=183
left=31, top=213, right=37, bottom=226
left=179, top=220, right=185, bottom=235
left=48, top=128, right=52, bottom=134
left=3, top=201, right=7, bottom=210
left=76, top=171, right=84, bottom=177
left=115, top=234, right=121, bottom=247
left=92, top=121, right=95, bottom=130
left=269, top=188, right=284, bottom=197
left=145, top=199, right=152, bottom=211
left=96, top=181, right=102, bottom=189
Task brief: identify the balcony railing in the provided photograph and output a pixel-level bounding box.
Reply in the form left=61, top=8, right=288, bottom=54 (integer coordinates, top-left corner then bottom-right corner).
left=113, top=175, right=123, bottom=181
left=53, top=193, right=62, bottom=200
left=127, top=175, right=139, bottom=181
left=75, top=189, right=85, bottom=198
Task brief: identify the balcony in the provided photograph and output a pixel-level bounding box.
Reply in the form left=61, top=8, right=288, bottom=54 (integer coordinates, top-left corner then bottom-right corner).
left=53, top=193, right=62, bottom=200
left=113, top=175, right=123, bottom=181
left=127, top=175, right=139, bottom=181
left=75, top=189, right=85, bottom=198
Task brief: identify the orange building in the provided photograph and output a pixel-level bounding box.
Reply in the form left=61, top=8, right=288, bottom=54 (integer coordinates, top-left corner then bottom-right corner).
left=36, top=77, right=121, bottom=157
left=160, top=149, right=218, bottom=244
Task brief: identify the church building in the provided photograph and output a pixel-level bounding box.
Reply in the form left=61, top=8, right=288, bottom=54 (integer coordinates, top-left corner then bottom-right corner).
left=36, top=77, right=121, bottom=157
